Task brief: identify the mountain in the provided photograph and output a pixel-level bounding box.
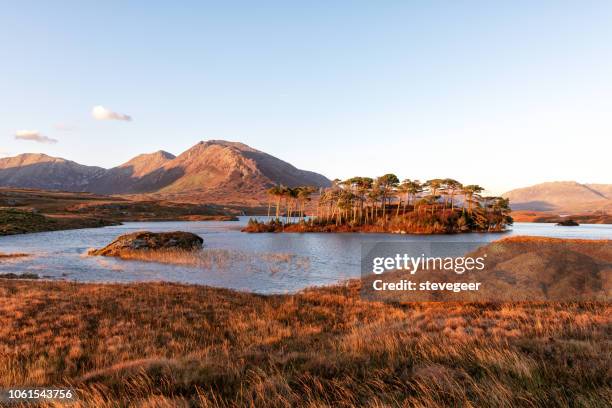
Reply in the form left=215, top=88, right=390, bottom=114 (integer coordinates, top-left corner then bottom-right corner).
left=0, top=153, right=104, bottom=191
left=144, top=141, right=330, bottom=204
left=502, top=181, right=611, bottom=213
left=90, top=151, right=177, bottom=194
left=0, top=141, right=331, bottom=205
left=117, top=150, right=176, bottom=178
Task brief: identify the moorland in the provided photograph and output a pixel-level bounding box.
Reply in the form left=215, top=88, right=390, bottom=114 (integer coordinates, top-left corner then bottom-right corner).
left=1, top=237, right=610, bottom=407
left=0, top=188, right=239, bottom=236
left=0, top=281, right=608, bottom=407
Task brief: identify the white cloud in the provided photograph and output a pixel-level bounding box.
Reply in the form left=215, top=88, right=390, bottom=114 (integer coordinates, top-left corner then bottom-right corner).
left=15, top=130, right=58, bottom=144
left=0, top=150, right=10, bottom=157
left=92, top=105, right=132, bottom=121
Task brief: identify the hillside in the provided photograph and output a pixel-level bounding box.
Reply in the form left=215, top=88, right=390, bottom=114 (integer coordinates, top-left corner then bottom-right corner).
left=0, top=188, right=241, bottom=235
left=0, top=153, right=105, bottom=191
left=90, top=150, right=177, bottom=194
left=0, top=141, right=330, bottom=205
left=142, top=140, right=330, bottom=204
left=502, top=181, right=611, bottom=213
left=363, top=236, right=611, bottom=302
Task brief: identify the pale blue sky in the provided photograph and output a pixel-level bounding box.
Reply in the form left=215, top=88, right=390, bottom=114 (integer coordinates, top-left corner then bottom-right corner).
left=1, top=1, right=611, bottom=194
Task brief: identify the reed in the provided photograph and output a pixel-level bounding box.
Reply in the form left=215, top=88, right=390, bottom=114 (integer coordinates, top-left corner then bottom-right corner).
left=0, top=279, right=609, bottom=407
left=0, top=252, right=28, bottom=259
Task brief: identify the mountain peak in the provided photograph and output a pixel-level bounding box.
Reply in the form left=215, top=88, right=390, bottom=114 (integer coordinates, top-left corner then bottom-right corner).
left=0, top=153, right=68, bottom=168
left=0, top=141, right=331, bottom=204
left=153, top=150, right=176, bottom=159
left=117, top=150, right=176, bottom=178
left=196, top=140, right=259, bottom=152
left=0, top=153, right=103, bottom=191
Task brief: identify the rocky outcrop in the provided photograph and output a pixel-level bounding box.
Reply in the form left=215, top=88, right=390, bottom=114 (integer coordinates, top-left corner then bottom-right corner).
left=88, top=231, right=203, bottom=256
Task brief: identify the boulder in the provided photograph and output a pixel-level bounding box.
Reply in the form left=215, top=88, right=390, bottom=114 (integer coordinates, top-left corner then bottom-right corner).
left=88, top=231, right=203, bottom=256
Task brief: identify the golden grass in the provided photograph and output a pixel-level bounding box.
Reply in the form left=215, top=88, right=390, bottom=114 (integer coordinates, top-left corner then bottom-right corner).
left=88, top=248, right=311, bottom=274
left=497, top=236, right=612, bottom=244
left=0, top=252, right=28, bottom=259
left=0, top=280, right=609, bottom=407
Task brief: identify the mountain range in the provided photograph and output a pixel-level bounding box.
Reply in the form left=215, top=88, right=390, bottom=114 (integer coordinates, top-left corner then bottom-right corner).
left=2, top=144, right=610, bottom=212
left=0, top=140, right=331, bottom=205
left=502, top=181, right=612, bottom=213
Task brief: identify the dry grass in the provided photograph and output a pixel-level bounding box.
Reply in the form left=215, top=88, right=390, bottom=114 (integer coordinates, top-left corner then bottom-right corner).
left=0, top=280, right=609, bottom=407
left=511, top=210, right=612, bottom=224
left=0, top=252, right=28, bottom=259
left=90, top=248, right=311, bottom=274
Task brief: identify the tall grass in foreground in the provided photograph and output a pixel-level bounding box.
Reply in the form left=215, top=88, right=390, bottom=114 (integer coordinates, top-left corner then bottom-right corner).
left=0, top=280, right=609, bottom=407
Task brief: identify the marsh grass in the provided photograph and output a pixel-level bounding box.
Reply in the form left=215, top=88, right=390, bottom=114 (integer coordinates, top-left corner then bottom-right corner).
left=0, top=280, right=609, bottom=407
left=0, top=252, right=28, bottom=259
left=89, top=248, right=311, bottom=276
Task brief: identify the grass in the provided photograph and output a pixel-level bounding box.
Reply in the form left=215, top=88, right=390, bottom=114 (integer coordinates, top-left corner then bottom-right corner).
left=87, top=247, right=311, bottom=275
left=512, top=210, right=612, bottom=224
left=0, top=207, right=118, bottom=236
left=0, top=252, right=29, bottom=259
left=0, top=279, right=609, bottom=407
left=0, top=188, right=241, bottom=237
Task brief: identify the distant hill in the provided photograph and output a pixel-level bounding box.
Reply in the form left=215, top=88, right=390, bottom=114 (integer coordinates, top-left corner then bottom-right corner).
left=502, top=181, right=611, bottom=213
left=0, top=141, right=330, bottom=205
left=0, top=153, right=105, bottom=191
left=90, top=150, right=177, bottom=194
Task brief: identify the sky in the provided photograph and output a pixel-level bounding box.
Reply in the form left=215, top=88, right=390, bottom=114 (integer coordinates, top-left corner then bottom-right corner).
left=1, top=1, right=611, bottom=194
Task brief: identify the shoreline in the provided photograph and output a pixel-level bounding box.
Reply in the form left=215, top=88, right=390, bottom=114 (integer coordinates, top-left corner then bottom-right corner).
left=0, top=210, right=239, bottom=237
left=242, top=217, right=511, bottom=235
left=243, top=225, right=511, bottom=235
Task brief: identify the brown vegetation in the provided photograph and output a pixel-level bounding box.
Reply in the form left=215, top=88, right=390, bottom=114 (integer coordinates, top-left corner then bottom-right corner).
left=363, top=236, right=612, bottom=303
left=0, top=252, right=28, bottom=259
left=0, top=207, right=118, bottom=236
left=0, top=188, right=239, bottom=236
left=87, top=248, right=309, bottom=272
left=0, top=279, right=609, bottom=407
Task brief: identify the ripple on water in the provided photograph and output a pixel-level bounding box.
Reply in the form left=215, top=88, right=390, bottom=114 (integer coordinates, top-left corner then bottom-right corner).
left=0, top=217, right=610, bottom=293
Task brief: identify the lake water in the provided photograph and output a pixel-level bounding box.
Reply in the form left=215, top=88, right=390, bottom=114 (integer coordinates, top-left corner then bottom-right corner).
left=1, top=217, right=610, bottom=293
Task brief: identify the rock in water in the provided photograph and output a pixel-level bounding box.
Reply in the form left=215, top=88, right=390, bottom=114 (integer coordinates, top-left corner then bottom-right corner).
left=88, top=231, right=203, bottom=256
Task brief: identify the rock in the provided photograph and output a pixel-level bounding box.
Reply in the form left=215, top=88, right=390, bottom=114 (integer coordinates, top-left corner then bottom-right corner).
left=88, top=231, right=203, bottom=256
left=556, top=219, right=579, bottom=226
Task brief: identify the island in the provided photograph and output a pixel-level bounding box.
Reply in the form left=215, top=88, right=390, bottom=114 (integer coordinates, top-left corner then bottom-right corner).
left=244, top=176, right=512, bottom=234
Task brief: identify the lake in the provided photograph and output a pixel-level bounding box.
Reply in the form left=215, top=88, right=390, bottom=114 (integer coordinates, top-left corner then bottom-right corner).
left=1, top=217, right=610, bottom=293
